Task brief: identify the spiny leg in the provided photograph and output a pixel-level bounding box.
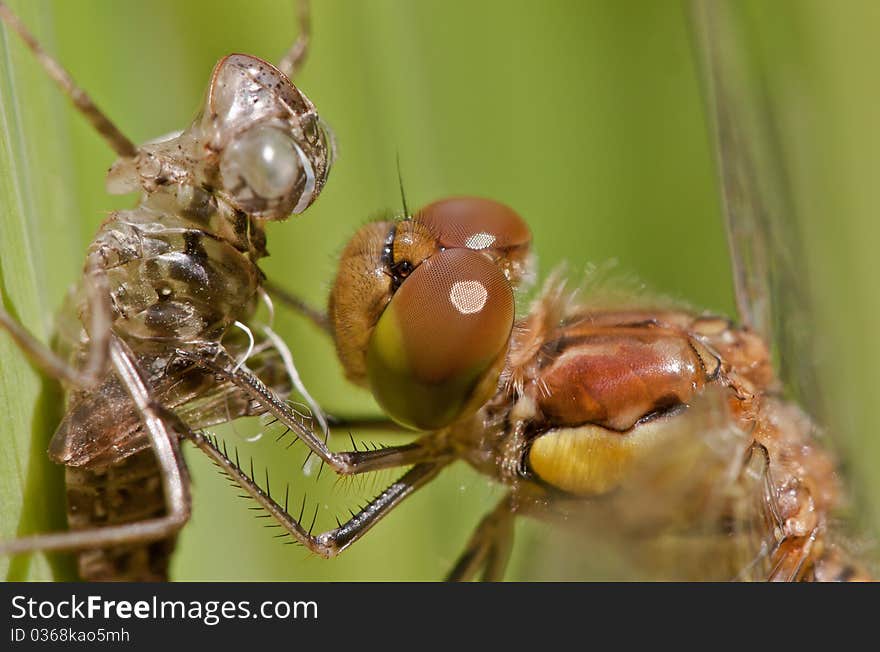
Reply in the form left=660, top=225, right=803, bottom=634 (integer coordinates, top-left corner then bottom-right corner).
left=178, top=345, right=447, bottom=475
left=0, top=1, right=137, bottom=158
left=446, top=493, right=516, bottom=582
left=259, top=284, right=411, bottom=436
left=188, top=430, right=448, bottom=557
left=0, top=251, right=112, bottom=388
left=259, top=286, right=406, bottom=433
left=261, top=324, right=329, bottom=438
left=278, top=0, right=311, bottom=79
left=0, top=337, right=190, bottom=555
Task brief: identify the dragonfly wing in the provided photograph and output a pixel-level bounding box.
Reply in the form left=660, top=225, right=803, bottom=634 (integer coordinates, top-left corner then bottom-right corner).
left=50, top=332, right=294, bottom=469
left=516, top=388, right=778, bottom=580
left=691, top=0, right=821, bottom=416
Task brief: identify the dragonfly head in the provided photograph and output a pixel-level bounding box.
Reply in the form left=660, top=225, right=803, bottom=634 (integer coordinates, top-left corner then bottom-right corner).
left=329, top=197, right=532, bottom=430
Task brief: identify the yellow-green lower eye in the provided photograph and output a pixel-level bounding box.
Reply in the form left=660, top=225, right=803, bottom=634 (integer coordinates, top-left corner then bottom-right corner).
left=366, top=248, right=513, bottom=430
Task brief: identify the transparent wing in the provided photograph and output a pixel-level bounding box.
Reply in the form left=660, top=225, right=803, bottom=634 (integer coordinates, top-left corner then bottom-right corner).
left=49, top=332, right=294, bottom=468
left=691, top=0, right=821, bottom=417
left=515, top=389, right=777, bottom=581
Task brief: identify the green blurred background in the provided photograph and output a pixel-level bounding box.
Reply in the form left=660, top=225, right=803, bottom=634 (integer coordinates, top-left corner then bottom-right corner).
left=0, top=0, right=878, bottom=581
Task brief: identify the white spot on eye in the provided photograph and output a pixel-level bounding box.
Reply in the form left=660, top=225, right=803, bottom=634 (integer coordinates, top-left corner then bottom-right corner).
left=261, top=143, right=276, bottom=164
left=449, top=280, right=488, bottom=314
left=464, top=232, right=496, bottom=250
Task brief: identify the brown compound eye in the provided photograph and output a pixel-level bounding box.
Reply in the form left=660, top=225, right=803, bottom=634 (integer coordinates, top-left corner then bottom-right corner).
left=415, top=196, right=532, bottom=285
left=366, top=248, right=514, bottom=430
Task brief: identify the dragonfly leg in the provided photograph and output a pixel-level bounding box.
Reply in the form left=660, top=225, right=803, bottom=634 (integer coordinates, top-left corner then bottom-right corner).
left=446, top=493, right=516, bottom=582
left=256, top=292, right=387, bottom=431
left=767, top=529, right=819, bottom=582
left=188, top=430, right=448, bottom=557
left=0, top=251, right=111, bottom=389
left=179, top=345, right=450, bottom=475
left=0, top=2, right=137, bottom=158
left=277, top=0, right=311, bottom=79
left=739, top=441, right=823, bottom=582
left=0, top=338, right=190, bottom=556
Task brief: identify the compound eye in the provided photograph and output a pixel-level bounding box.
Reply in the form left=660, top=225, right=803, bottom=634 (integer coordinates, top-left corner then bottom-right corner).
left=220, top=125, right=304, bottom=208
left=416, top=196, right=530, bottom=254
left=367, top=248, right=514, bottom=430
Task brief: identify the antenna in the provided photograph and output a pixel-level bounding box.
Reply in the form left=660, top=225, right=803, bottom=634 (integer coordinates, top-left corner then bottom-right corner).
left=278, top=0, right=311, bottom=79
left=0, top=2, right=138, bottom=158
left=396, top=151, right=410, bottom=217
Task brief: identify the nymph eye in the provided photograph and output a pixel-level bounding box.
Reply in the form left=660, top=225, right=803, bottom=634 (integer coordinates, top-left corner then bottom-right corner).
left=366, top=248, right=514, bottom=430
left=414, top=196, right=532, bottom=284
left=220, top=125, right=303, bottom=203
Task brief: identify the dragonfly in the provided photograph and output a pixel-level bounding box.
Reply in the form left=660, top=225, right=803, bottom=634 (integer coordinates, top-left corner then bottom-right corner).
left=0, top=0, right=868, bottom=580
left=162, top=0, right=873, bottom=580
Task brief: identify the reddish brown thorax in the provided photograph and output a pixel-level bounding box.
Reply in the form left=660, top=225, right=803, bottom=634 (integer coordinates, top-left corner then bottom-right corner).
left=507, top=310, right=735, bottom=433
left=535, top=325, right=711, bottom=431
